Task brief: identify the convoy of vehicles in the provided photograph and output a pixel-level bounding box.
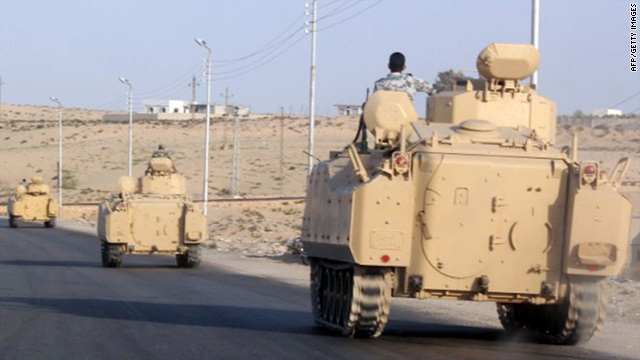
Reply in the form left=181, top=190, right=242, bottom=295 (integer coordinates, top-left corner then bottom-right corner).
left=2, top=42, right=634, bottom=348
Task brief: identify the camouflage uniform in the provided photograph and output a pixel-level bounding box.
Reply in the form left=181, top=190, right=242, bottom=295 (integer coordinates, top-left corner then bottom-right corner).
left=373, top=72, right=434, bottom=102
left=152, top=145, right=171, bottom=159
left=152, top=150, right=171, bottom=159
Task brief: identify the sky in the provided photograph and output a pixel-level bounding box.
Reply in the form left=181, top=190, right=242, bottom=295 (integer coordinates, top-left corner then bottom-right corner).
left=0, top=0, right=638, bottom=116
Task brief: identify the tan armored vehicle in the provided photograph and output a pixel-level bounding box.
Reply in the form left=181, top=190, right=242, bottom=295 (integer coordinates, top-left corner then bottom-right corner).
left=302, top=43, right=632, bottom=344
left=7, top=177, right=59, bottom=228
left=98, top=154, right=207, bottom=268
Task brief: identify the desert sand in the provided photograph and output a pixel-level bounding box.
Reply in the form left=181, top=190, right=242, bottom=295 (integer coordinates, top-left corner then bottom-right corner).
left=1, top=104, right=638, bottom=243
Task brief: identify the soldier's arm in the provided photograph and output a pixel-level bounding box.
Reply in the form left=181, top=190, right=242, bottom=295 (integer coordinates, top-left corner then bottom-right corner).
left=413, top=76, right=435, bottom=95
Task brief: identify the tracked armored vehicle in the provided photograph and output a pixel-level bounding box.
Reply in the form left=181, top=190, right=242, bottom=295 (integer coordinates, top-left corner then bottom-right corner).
left=302, top=43, right=633, bottom=344
left=8, top=177, right=59, bottom=228
left=98, top=155, right=207, bottom=268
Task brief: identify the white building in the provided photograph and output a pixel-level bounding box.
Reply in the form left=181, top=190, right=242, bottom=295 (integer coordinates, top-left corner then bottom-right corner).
left=140, top=99, right=250, bottom=117
left=142, top=100, right=190, bottom=114
left=592, top=108, right=623, bottom=117
left=335, top=104, right=363, bottom=116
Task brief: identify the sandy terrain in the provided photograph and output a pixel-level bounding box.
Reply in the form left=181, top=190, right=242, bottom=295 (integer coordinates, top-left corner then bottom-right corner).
left=0, top=104, right=355, bottom=244
left=0, top=106, right=357, bottom=203
left=1, top=104, right=638, bottom=251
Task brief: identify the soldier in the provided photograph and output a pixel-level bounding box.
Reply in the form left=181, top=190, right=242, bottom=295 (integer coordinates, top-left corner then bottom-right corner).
left=148, top=145, right=177, bottom=174
left=152, top=145, right=171, bottom=159
left=19, top=179, right=28, bottom=186
left=374, top=52, right=434, bottom=102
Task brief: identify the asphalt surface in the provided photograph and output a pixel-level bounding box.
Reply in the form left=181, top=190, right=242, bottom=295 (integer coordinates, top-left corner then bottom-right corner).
left=0, top=219, right=632, bottom=360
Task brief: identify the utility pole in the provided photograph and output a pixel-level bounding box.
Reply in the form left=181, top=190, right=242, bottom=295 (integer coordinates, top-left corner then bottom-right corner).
left=305, top=0, right=318, bottom=174
left=221, top=87, right=233, bottom=148
left=50, top=96, right=63, bottom=219
left=188, top=75, right=199, bottom=121
left=530, top=0, right=540, bottom=89
left=195, top=38, right=212, bottom=216
left=280, top=110, right=285, bottom=194
left=0, top=76, right=4, bottom=123
left=231, top=107, right=240, bottom=196
left=119, top=78, right=133, bottom=177
left=220, top=87, right=233, bottom=115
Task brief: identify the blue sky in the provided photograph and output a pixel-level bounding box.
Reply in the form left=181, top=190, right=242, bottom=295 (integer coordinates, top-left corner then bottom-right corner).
left=0, top=0, right=638, bottom=115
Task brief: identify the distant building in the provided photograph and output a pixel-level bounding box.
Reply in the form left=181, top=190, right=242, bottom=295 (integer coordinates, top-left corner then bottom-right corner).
left=335, top=104, right=362, bottom=116
left=592, top=108, right=623, bottom=117
left=142, top=100, right=190, bottom=114
left=140, top=100, right=250, bottom=117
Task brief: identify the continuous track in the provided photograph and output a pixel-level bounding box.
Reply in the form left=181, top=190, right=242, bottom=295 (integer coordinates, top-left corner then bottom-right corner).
left=311, top=259, right=392, bottom=338
left=497, top=276, right=606, bottom=345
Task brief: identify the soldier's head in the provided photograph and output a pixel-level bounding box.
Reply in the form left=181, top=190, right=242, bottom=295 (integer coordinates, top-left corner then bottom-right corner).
left=158, top=145, right=164, bottom=150
left=388, top=52, right=406, bottom=73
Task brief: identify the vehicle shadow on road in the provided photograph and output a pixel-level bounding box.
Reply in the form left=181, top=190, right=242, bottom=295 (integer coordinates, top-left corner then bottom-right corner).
left=0, top=297, right=621, bottom=359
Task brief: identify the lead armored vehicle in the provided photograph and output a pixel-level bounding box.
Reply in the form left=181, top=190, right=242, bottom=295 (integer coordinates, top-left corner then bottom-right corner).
left=302, top=43, right=632, bottom=344
left=8, top=177, right=58, bottom=228
left=98, top=154, right=207, bottom=268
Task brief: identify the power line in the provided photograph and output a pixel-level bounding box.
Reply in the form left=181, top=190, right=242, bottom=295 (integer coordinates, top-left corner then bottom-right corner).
left=136, top=60, right=202, bottom=96
left=211, top=1, right=385, bottom=82
left=318, top=0, right=342, bottom=10
left=317, top=0, right=363, bottom=21
left=164, top=0, right=383, bottom=85
left=213, top=27, right=305, bottom=74
left=213, top=14, right=304, bottom=67
left=136, top=75, right=196, bottom=100
left=607, top=90, right=640, bottom=110
left=93, top=94, right=127, bottom=111
left=213, top=34, right=307, bottom=81
left=317, top=0, right=385, bottom=32
left=211, top=0, right=342, bottom=66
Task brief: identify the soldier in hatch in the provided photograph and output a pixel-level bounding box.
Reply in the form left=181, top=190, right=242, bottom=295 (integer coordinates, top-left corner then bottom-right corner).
left=152, top=145, right=171, bottom=159
left=374, top=52, right=434, bottom=102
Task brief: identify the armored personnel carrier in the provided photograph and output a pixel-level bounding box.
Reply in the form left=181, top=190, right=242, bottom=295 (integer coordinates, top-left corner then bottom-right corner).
left=302, top=43, right=632, bottom=344
left=8, top=177, right=59, bottom=228
left=98, top=154, right=207, bottom=268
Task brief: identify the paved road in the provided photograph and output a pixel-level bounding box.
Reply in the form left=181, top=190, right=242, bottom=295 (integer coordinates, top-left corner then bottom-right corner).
left=0, top=220, right=630, bottom=360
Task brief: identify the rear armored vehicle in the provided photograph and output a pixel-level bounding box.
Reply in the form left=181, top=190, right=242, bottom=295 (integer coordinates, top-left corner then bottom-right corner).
left=302, top=43, right=633, bottom=344
left=98, top=153, right=207, bottom=268
left=8, top=177, right=59, bottom=228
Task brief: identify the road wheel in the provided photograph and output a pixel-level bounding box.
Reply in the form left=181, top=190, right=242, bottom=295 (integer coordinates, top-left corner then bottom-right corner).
left=311, top=260, right=392, bottom=338
left=44, top=218, right=56, bottom=228
left=101, top=241, right=123, bottom=268
left=176, top=244, right=201, bottom=268
left=497, top=276, right=606, bottom=345
left=9, top=215, right=18, bottom=228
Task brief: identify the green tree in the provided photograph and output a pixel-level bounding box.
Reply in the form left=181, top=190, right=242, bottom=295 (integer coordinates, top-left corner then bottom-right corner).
left=571, top=110, right=585, bottom=119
